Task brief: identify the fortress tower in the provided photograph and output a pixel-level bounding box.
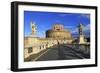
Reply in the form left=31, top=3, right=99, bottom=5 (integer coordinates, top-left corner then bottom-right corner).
left=46, top=24, right=72, bottom=40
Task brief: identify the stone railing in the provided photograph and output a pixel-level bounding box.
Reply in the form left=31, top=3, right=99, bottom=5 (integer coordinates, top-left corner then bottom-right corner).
left=24, top=42, right=54, bottom=58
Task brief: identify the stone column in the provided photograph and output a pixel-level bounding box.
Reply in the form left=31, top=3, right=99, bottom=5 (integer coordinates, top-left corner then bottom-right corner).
left=31, top=21, right=36, bottom=37
left=78, top=24, right=85, bottom=44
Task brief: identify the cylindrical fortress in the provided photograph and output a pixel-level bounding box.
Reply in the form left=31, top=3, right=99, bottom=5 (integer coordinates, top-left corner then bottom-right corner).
left=46, top=24, right=72, bottom=40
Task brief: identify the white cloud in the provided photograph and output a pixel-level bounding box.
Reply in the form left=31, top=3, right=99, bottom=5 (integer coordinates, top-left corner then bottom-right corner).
left=37, top=30, right=45, bottom=38
left=83, top=24, right=90, bottom=32
left=65, top=25, right=76, bottom=29
left=71, top=28, right=78, bottom=34
left=70, top=24, right=90, bottom=34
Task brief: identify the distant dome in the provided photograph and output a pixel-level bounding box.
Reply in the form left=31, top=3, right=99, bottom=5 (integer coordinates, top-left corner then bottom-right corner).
left=46, top=24, right=72, bottom=40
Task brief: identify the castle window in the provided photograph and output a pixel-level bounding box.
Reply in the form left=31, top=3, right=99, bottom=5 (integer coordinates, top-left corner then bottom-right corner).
left=28, top=47, right=33, bottom=53
left=57, top=28, right=60, bottom=31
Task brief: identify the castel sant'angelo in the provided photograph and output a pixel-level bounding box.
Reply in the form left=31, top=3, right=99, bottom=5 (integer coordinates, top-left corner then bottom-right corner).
left=46, top=24, right=72, bottom=40
left=24, top=22, right=86, bottom=60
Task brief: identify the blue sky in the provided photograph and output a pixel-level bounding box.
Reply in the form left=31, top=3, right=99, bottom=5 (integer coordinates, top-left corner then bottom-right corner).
left=24, top=11, right=90, bottom=38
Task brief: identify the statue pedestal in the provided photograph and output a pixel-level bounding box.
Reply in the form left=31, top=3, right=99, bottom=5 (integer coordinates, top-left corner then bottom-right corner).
left=79, top=35, right=85, bottom=44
